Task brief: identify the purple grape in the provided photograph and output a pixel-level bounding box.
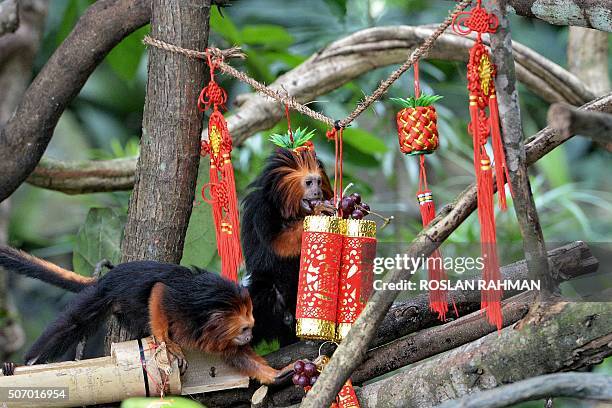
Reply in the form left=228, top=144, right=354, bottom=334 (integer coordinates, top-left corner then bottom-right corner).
left=292, top=373, right=301, bottom=385
left=297, top=375, right=310, bottom=387
left=303, top=362, right=317, bottom=376
left=294, top=360, right=305, bottom=374
left=341, top=197, right=355, bottom=214
left=351, top=192, right=362, bottom=204
left=351, top=209, right=364, bottom=220
left=310, top=375, right=318, bottom=386
left=360, top=203, right=370, bottom=214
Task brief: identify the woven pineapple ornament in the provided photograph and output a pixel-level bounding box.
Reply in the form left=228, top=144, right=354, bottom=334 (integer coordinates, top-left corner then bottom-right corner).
left=198, top=53, right=243, bottom=282
left=453, top=0, right=511, bottom=330
left=392, top=62, right=451, bottom=321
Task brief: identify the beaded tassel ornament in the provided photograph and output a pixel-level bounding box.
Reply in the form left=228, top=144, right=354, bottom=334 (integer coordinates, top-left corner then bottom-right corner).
left=198, top=53, right=243, bottom=282
left=453, top=0, right=511, bottom=330
left=392, top=63, right=451, bottom=321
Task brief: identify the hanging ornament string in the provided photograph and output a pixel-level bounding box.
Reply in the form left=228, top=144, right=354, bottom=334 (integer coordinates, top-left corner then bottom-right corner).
left=142, top=0, right=471, bottom=130
left=285, top=104, right=294, bottom=144
left=198, top=53, right=243, bottom=282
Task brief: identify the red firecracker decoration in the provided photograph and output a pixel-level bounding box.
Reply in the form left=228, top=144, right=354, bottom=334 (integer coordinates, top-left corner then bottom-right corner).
left=392, top=63, right=451, bottom=321
left=337, top=379, right=360, bottom=408
left=198, top=54, right=243, bottom=282
left=336, top=218, right=376, bottom=341
left=296, top=215, right=345, bottom=340
left=453, top=0, right=511, bottom=330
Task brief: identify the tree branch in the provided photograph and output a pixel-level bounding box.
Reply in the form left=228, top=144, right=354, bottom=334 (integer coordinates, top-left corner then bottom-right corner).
left=451, top=0, right=612, bottom=32
left=23, top=24, right=597, bottom=195
left=359, top=302, right=612, bottom=407
left=547, top=102, right=612, bottom=146
left=490, top=1, right=555, bottom=296
left=26, top=157, right=136, bottom=194
left=0, top=0, right=150, bottom=203
left=299, top=92, right=612, bottom=408
left=438, top=373, right=612, bottom=408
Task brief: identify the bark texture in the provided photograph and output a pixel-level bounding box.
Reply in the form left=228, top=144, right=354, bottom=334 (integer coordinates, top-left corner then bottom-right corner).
left=503, top=0, right=612, bottom=31
left=0, top=0, right=150, bottom=203
left=438, top=373, right=612, bottom=408
left=490, top=0, right=554, bottom=295
left=358, top=302, right=612, bottom=407
left=107, top=0, right=212, bottom=347
left=547, top=102, right=612, bottom=144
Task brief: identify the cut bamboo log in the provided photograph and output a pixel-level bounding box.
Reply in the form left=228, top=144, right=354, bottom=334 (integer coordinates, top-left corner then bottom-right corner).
left=0, top=336, right=249, bottom=407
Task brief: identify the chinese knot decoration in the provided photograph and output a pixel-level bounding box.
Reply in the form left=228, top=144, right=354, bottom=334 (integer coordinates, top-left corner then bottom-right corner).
left=392, top=63, right=451, bottom=321
left=198, top=53, right=243, bottom=282
left=453, top=0, right=511, bottom=330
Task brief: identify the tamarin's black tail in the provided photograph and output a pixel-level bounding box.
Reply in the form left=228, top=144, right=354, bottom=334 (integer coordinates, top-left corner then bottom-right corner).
left=25, top=285, right=109, bottom=364
left=0, top=246, right=94, bottom=292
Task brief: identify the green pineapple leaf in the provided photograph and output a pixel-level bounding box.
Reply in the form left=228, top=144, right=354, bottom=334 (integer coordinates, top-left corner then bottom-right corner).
left=391, top=94, right=443, bottom=108
left=269, top=127, right=315, bottom=149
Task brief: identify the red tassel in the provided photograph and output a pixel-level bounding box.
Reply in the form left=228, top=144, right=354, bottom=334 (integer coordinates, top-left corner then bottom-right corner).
left=417, top=156, right=450, bottom=321
left=476, top=150, right=503, bottom=330
left=489, top=94, right=511, bottom=210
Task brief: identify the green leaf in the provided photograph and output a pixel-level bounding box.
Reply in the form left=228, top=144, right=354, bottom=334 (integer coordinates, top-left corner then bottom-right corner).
left=121, top=397, right=205, bottom=408
left=73, top=208, right=125, bottom=276
left=269, top=127, right=315, bottom=149
left=343, top=128, right=388, bottom=154
left=390, top=94, right=443, bottom=108
left=181, top=161, right=217, bottom=269
left=210, top=6, right=242, bottom=44
left=106, top=24, right=149, bottom=81
left=241, top=25, right=293, bottom=50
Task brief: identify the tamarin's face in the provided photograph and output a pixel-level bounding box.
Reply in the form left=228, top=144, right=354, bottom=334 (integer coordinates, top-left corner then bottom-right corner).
left=272, top=150, right=333, bottom=219
left=300, top=172, right=324, bottom=212
left=229, top=298, right=256, bottom=346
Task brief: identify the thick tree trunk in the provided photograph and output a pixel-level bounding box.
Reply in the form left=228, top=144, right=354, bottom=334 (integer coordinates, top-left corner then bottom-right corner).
left=358, top=302, right=612, bottom=407
left=106, top=0, right=212, bottom=347
left=490, top=0, right=554, bottom=295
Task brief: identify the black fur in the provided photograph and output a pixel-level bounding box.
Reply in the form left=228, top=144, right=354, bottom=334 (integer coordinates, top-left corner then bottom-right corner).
left=0, top=251, right=246, bottom=364
left=242, top=149, right=330, bottom=346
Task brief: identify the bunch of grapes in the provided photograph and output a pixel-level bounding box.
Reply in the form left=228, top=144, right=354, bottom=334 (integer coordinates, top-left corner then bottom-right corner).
left=292, top=360, right=319, bottom=388
left=340, top=192, right=370, bottom=220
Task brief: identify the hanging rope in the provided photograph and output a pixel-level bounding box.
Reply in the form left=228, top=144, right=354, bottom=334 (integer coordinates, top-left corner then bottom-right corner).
left=142, top=0, right=472, bottom=130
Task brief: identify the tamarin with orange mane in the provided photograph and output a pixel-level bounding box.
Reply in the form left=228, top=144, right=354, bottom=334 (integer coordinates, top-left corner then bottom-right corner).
left=0, top=246, right=290, bottom=384
left=242, top=148, right=334, bottom=346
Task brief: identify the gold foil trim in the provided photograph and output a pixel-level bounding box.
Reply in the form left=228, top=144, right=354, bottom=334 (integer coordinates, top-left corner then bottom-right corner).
left=345, top=219, right=376, bottom=238
left=303, top=215, right=346, bottom=234
left=335, top=323, right=352, bottom=342
left=296, top=318, right=336, bottom=341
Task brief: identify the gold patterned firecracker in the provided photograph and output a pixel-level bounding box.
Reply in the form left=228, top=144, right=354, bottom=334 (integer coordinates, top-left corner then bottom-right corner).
left=336, top=219, right=377, bottom=341
left=296, top=216, right=346, bottom=340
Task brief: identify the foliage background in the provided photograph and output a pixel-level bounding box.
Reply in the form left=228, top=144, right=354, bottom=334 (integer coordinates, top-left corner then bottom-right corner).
left=4, top=1, right=611, bottom=405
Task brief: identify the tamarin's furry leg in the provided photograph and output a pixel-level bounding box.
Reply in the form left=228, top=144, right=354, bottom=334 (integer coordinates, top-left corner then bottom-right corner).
left=25, top=286, right=108, bottom=364
left=149, top=283, right=188, bottom=374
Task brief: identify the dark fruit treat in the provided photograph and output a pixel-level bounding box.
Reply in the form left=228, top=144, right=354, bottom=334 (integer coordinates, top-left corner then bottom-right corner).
left=351, top=192, right=362, bottom=204
left=292, top=373, right=301, bottom=385
left=303, top=362, right=317, bottom=376
left=351, top=209, right=364, bottom=220
left=360, top=203, right=370, bottom=214
left=310, top=375, right=318, bottom=386
left=341, top=196, right=355, bottom=213
left=297, top=375, right=310, bottom=387
left=294, top=360, right=305, bottom=374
